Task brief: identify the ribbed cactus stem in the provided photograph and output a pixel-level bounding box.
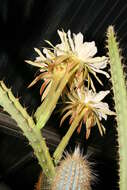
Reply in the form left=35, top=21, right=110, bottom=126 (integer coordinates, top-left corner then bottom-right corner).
left=52, top=147, right=93, bottom=190
left=35, top=63, right=79, bottom=129
left=0, top=81, right=55, bottom=180
left=53, top=107, right=86, bottom=165
left=107, top=26, right=127, bottom=189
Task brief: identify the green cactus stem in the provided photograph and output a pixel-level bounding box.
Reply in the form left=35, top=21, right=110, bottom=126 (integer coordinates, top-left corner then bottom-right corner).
left=52, top=147, right=93, bottom=190
left=0, top=81, right=55, bottom=181
left=35, top=62, right=79, bottom=130
left=107, top=26, right=127, bottom=189
left=53, top=107, right=86, bottom=165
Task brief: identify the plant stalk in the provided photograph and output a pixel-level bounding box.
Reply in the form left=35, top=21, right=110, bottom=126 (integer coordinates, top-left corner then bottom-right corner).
left=53, top=108, right=86, bottom=165
left=0, top=81, right=55, bottom=181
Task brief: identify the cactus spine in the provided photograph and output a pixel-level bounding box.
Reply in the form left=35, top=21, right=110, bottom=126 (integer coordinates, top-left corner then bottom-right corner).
left=107, top=26, right=127, bottom=189
left=0, top=81, right=55, bottom=180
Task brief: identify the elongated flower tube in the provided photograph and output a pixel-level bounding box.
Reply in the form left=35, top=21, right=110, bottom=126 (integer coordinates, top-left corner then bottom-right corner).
left=53, top=87, right=115, bottom=164
left=26, top=30, right=109, bottom=130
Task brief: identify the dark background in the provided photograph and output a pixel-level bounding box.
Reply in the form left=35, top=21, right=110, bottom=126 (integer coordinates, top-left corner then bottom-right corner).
left=0, top=0, right=126, bottom=189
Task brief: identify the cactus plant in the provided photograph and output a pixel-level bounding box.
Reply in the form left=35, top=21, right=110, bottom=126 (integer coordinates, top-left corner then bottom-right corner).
left=52, top=147, right=93, bottom=190
left=25, top=29, right=114, bottom=166
left=107, top=25, right=127, bottom=190
left=0, top=28, right=120, bottom=190
left=35, top=148, right=94, bottom=190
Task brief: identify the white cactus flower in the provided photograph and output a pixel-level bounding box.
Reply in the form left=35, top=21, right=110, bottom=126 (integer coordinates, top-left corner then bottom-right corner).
left=26, top=29, right=110, bottom=100
left=80, top=89, right=115, bottom=120
left=55, top=30, right=110, bottom=80
left=61, top=88, right=115, bottom=139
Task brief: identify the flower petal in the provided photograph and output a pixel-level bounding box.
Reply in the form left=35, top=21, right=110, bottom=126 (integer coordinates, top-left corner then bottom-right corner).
left=73, top=32, right=84, bottom=50
left=57, top=30, right=70, bottom=51
left=28, top=73, right=46, bottom=88
left=60, top=110, right=73, bottom=126
left=67, top=30, right=75, bottom=52
left=93, top=102, right=116, bottom=120
left=57, top=30, right=66, bottom=45
left=93, top=102, right=109, bottom=110
left=40, top=79, right=50, bottom=95
left=93, top=91, right=110, bottom=102
left=87, top=56, right=108, bottom=69
left=90, top=66, right=110, bottom=78
left=25, top=60, right=45, bottom=68
left=43, top=48, right=54, bottom=59
left=41, top=81, right=52, bottom=101
left=55, top=44, right=66, bottom=56
left=34, top=48, right=46, bottom=61
left=77, top=42, right=97, bottom=60
left=98, top=106, right=116, bottom=117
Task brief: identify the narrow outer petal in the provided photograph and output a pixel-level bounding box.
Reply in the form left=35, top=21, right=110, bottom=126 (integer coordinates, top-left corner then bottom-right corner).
left=86, top=56, right=108, bottom=68
left=67, top=30, right=75, bottom=52
left=57, top=30, right=65, bottom=45
left=73, top=32, right=84, bottom=51
left=92, top=90, right=110, bottom=102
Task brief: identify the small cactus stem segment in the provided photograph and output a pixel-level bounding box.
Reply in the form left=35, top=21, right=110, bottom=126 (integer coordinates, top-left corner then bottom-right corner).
left=35, top=62, right=79, bottom=130
left=53, top=107, right=86, bottom=165
left=0, top=81, right=35, bottom=128
left=107, top=26, right=127, bottom=189
left=0, top=81, right=55, bottom=180
left=52, top=147, right=93, bottom=190
left=35, top=173, right=51, bottom=190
